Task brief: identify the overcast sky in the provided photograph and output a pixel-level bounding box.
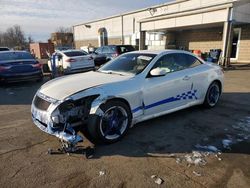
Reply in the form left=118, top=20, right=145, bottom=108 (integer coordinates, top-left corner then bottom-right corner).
left=0, top=0, right=171, bottom=41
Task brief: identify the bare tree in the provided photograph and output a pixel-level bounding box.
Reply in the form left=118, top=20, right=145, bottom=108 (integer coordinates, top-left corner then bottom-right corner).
left=0, top=25, right=28, bottom=49
left=56, top=26, right=72, bottom=33
left=0, top=31, right=4, bottom=46
left=28, top=35, right=34, bottom=44
left=0, top=25, right=35, bottom=50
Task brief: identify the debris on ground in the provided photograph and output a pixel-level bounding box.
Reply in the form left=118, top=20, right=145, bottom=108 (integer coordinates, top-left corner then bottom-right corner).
left=175, top=151, right=208, bottom=166
left=155, top=177, right=164, bottom=185
left=184, top=151, right=207, bottom=166
left=151, top=175, right=157, bottom=179
left=151, top=175, right=164, bottom=185
left=215, top=153, right=222, bottom=161
left=193, top=171, right=202, bottom=177
left=85, top=147, right=94, bottom=159
left=176, top=157, right=181, bottom=164
left=99, top=170, right=105, bottom=176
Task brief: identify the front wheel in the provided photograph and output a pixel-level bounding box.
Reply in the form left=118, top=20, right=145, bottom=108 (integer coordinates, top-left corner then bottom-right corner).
left=203, top=82, right=221, bottom=108
left=87, top=100, right=132, bottom=144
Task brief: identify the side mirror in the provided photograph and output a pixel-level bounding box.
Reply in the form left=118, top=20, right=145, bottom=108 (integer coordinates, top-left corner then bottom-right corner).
left=150, top=68, right=166, bottom=77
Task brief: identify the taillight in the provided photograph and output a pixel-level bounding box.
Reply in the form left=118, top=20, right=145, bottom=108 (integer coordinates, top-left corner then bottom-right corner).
left=0, top=66, right=11, bottom=72
left=112, top=53, right=119, bottom=58
left=66, top=59, right=76, bottom=63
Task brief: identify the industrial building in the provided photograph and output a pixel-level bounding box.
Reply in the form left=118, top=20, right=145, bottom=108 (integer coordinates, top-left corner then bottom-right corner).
left=73, top=0, right=250, bottom=65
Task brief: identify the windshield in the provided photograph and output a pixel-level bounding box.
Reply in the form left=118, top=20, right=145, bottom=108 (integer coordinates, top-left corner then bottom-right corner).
left=0, top=52, right=34, bottom=61
left=99, top=53, right=156, bottom=75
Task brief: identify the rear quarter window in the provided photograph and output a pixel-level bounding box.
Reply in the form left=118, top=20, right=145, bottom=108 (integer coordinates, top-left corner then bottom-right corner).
left=64, top=51, right=87, bottom=57
left=171, top=53, right=202, bottom=69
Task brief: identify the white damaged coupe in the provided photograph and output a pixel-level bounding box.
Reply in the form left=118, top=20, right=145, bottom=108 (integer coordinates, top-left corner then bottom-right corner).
left=31, top=50, right=224, bottom=145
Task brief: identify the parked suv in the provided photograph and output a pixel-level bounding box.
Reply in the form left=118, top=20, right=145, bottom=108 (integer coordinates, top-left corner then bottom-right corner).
left=92, top=45, right=135, bottom=66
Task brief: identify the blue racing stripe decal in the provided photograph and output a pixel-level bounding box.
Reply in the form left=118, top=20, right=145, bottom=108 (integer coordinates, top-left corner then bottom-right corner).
left=132, top=90, right=197, bottom=113
left=132, top=106, right=144, bottom=113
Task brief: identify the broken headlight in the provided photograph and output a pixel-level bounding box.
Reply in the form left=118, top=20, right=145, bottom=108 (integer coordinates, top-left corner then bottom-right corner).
left=53, top=95, right=100, bottom=126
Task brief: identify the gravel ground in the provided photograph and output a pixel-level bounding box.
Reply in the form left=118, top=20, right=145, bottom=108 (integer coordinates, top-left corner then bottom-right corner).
left=0, top=68, right=249, bottom=188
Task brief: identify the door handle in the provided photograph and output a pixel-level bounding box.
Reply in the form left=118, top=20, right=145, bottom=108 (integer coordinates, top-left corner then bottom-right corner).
left=183, top=75, right=191, bottom=81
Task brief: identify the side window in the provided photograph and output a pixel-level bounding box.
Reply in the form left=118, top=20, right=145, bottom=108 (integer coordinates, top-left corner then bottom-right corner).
left=185, top=54, right=202, bottom=68
left=174, top=53, right=202, bottom=69
left=95, top=47, right=102, bottom=54
left=102, top=47, right=110, bottom=53
left=110, top=46, right=117, bottom=53
left=152, top=54, right=180, bottom=73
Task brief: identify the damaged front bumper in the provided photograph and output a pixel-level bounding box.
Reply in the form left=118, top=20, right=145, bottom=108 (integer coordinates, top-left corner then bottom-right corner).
left=31, top=104, right=83, bottom=145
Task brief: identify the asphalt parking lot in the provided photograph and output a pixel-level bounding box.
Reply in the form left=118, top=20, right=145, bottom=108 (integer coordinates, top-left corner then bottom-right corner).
left=0, top=68, right=250, bottom=188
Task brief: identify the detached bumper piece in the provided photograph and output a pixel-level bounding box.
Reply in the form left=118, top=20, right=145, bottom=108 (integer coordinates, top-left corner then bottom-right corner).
left=32, top=116, right=83, bottom=145
left=33, top=117, right=95, bottom=157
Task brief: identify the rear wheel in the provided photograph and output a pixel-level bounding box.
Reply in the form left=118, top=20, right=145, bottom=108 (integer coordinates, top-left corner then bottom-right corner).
left=87, top=100, right=132, bottom=144
left=203, top=82, right=221, bottom=108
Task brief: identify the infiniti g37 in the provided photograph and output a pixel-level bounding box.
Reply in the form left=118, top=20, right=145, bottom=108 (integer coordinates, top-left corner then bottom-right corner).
left=31, top=50, right=224, bottom=145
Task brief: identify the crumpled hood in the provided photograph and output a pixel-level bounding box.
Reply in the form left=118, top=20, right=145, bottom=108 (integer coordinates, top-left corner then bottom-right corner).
left=39, top=71, right=133, bottom=100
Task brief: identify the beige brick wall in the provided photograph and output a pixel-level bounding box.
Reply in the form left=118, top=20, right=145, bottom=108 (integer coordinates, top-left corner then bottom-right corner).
left=176, top=27, right=223, bottom=52
left=238, top=24, right=250, bottom=63
left=108, top=38, right=122, bottom=45
left=75, top=39, right=99, bottom=49
left=75, top=37, right=122, bottom=49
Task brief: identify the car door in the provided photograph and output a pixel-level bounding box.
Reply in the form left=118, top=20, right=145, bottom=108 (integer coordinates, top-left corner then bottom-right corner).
left=102, top=46, right=112, bottom=61
left=142, top=53, right=194, bottom=116
left=175, top=53, right=208, bottom=104
left=94, top=47, right=106, bottom=63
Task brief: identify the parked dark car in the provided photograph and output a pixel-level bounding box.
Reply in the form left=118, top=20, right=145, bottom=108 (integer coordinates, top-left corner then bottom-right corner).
left=92, top=45, right=135, bottom=66
left=0, top=47, right=10, bottom=51
left=0, top=51, right=43, bottom=83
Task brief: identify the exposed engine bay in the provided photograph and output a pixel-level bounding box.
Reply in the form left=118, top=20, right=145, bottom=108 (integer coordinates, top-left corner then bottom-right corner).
left=31, top=93, right=100, bottom=154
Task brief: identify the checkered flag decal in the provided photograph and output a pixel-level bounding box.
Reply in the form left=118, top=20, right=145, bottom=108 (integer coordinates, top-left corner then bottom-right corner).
left=175, top=90, right=198, bottom=100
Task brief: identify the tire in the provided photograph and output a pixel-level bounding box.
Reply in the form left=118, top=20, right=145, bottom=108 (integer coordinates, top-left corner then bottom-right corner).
left=203, top=81, right=221, bottom=108
left=87, top=100, right=132, bottom=144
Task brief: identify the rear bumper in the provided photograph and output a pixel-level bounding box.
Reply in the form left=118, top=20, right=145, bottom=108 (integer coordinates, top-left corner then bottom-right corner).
left=0, top=71, right=43, bottom=83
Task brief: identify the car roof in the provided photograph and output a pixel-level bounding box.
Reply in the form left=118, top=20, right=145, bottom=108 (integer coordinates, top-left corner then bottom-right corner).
left=58, top=49, right=85, bottom=53
left=98, top=45, right=134, bottom=48
left=127, top=49, right=194, bottom=55
left=0, top=50, right=29, bottom=54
